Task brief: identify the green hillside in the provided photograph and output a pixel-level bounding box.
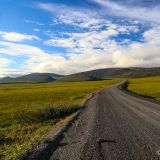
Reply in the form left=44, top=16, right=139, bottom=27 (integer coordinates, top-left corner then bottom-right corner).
left=58, top=67, right=160, bottom=82
left=1, top=67, right=160, bottom=83
left=57, top=74, right=101, bottom=82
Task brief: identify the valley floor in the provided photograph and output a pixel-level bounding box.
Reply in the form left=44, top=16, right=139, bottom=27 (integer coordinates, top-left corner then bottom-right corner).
left=0, top=79, right=121, bottom=160
left=0, top=77, right=159, bottom=160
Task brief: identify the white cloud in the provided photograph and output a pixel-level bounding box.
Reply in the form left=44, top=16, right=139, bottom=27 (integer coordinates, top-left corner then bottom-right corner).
left=37, top=3, right=108, bottom=31
left=38, top=2, right=141, bottom=35
left=0, top=69, right=28, bottom=78
left=117, top=25, right=139, bottom=33
left=0, top=26, right=160, bottom=77
left=0, top=57, right=12, bottom=77
left=45, top=38, right=76, bottom=48
left=0, top=2, right=159, bottom=77
left=0, top=41, right=67, bottom=75
left=0, top=31, right=40, bottom=42
left=143, top=26, right=160, bottom=45
left=91, top=0, right=160, bottom=24
left=24, top=19, right=44, bottom=26
left=0, top=57, right=11, bottom=68
left=33, top=28, right=40, bottom=32
left=45, top=29, right=119, bottom=52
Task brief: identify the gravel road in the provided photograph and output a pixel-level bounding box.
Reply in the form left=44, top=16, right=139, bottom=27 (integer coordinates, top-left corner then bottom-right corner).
left=50, top=81, right=160, bottom=160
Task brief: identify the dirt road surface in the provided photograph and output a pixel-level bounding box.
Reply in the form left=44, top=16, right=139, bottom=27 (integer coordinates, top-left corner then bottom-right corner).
left=48, top=81, right=160, bottom=160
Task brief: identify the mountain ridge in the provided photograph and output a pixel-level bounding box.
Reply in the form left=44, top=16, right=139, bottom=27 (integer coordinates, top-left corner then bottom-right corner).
left=0, top=67, right=160, bottom=83
left=0, top=73, right=63, bottom=84
left=57, top=67, right=160, bottom=82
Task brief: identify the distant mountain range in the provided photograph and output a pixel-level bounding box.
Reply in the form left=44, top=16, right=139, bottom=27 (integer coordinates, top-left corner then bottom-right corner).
left=0, top=67, right=160, bottom=83
left=0, top=73, right=63, bottom=84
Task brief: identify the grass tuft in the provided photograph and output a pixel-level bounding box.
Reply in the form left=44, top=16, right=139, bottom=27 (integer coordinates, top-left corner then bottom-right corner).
left=14, top=103, right=79, bottom=124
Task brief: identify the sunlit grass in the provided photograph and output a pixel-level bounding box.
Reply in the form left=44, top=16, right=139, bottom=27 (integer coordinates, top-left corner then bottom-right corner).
left=0, top=79, right=122, bottom=160
left=128, top=77, right=160, bottom=102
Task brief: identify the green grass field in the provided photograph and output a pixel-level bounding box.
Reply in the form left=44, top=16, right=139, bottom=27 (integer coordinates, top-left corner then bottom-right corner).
left=1, top=77, right=159, bottom=160
left=0, top=79, right=122, bottom=160
left=128, top=77, right=160, bottom=102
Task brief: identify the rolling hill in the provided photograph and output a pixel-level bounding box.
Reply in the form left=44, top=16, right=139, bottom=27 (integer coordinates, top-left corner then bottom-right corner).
left=0, top=67, right=160, bottom=83
left=0, top=73, right=63, bottom=84
left=57, top=67, right=160, bottom=82
left=57, top=74, right=100, bottom=82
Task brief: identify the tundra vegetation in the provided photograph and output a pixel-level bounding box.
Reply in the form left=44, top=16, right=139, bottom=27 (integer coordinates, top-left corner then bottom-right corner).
left=128, top=77, right=160, bottom=102
left=0, top=77, right=159, bottom=160
left=0, top=79, right=121, bottom=160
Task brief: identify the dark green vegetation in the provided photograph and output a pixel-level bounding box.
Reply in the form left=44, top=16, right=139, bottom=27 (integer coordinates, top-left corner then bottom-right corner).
left=128, top=77, right=160, bottom=102
left=57, top=73, right=100, bottom=82
left=0, top=79, right=122, bottom=160
left=0, top=73, right=63, bottom=84
left=57, top=67, right=160, bottom=82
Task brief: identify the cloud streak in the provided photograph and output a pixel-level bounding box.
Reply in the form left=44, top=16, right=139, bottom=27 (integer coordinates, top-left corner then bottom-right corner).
left=0, top=31, right=40, bottom=42
left=91, top=0, right=160, bottom=23
left=37, top=2, right=106, bottom=30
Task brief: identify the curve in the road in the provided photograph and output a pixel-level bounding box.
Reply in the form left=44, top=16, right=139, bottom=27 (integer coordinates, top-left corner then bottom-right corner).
left=35, top=81, right=160, bottom=160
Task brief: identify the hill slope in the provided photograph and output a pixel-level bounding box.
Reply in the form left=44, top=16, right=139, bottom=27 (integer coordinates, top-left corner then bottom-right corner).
left=0, top=73, right=63, bottom=84
left=58, top=67, right=160, bottom=82
left=1, top=67, right=160, bottom=83
left=57, top=74, right=100, bottom=82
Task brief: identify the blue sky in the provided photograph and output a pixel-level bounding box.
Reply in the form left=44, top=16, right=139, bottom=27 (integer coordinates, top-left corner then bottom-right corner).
left=0, top=0, right=160, bottom=77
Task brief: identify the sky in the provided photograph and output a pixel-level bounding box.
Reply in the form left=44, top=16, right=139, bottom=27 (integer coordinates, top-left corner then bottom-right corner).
left=0, top=0, right=160, bottom=77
